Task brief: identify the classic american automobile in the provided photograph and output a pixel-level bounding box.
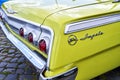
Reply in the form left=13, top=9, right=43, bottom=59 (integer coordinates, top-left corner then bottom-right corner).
left=0, top=0, right=120, bottom=80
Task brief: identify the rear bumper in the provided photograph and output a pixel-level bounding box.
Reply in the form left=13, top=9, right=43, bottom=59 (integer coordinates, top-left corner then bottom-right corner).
left=0, top=20, right=46, bottom=70
left=39, top=67, right=78, bottom=80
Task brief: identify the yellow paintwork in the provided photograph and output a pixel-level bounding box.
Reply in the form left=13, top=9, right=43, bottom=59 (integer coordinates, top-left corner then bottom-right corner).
left=2, top=0, right=120, bottom=80
left=46, top=21, right=120, bottom=79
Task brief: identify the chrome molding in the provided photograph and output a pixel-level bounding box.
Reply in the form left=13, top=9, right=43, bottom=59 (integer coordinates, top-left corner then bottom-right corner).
left=38, top=25, right=54, bottom=69
left=65, top=13, right=120, bottom=34
left=2, top=8, right=40, bottom=26
left=113, top=0, right=120, bottom=3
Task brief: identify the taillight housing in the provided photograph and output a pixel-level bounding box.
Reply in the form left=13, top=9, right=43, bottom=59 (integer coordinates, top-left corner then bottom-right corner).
left=28, top=32, right=33, bottom=43
left=39, top=39, right=46, bottom=53
left=19, top=28, right=24, bottom=37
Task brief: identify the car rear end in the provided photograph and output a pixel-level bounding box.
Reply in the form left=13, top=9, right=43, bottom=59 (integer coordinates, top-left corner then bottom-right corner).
left=0, top=0, right=120, bottom=80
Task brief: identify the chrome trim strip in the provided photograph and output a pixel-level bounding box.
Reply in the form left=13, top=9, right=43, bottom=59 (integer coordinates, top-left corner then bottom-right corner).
left=40, top=25, right=54, bottom=69
left=65, top=13, right=120, bottom=34
left=0, top=21, right=46, bottom=69
left=3, top=9, right=40, bottom=26
left=39, top=67, right=77, bottom=80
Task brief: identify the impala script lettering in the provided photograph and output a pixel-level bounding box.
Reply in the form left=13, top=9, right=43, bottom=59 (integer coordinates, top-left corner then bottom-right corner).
left=68, top=31, right=104, bottom=46
left=80, top=31, right=104, bottom=40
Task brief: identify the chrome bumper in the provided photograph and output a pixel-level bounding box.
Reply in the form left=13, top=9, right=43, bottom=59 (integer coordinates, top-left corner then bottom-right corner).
left=0, top=21, right=46, bottom=70
left=39, top=67, right=78, bottom=80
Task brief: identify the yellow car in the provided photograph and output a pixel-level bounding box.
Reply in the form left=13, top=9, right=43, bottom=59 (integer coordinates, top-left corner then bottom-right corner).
left=0, top=0, right=120, bottom=80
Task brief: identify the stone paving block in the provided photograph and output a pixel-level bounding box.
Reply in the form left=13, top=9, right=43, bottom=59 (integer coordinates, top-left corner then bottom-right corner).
left=1, top=39, right=8, bottom=42
left=0, top=47, right=4, bottom=51
left=18, top=57, right=25, bottom=63
left=19, top=75, right=34, bottom=80
left=6, top=43, right=12, bottom=46
left=3, top=69, right=16, bottom=74
left=0, top=62, right=8, bottom=67
left=3, top=46, right=10, bottom=48
left=24, top=68, right=34, bottom=75
left=15, top=50, right=21, bottom=53
left=0, top=45, right=4, bottom=48
left=7, top=54, right=15, bottom=57
left=11, top=46, right=16, bottom=48
left=0, top=53, right=8, bottom=56
left=0, top=74, right=6, bottom=80
left=0, top=41, right=6, bottom=45
left=18, top=63, right=27, bottom=69
left=4, top=74, right=17, bottom=80
left=15, top=54, right=22, bottom=58
left=8, top=49, right=15, bottom=54
left=6, top=63, right=18, bottom=68
left=1, top=49, right=8, bottom=54
left=3, top=58, right=12, bottom=62
left=10, top=58, right=18, bottom=63
left=0, top=68, right=4, bottom=72
left=0, top=56, right=5, bottom=61
left=16, top=69, right=24, bottom=74
left=0, top=34, right=5, bottom=38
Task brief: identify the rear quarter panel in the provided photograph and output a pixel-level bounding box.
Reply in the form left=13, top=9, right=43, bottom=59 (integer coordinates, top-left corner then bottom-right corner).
left=49, top=15, right=120, bottom=79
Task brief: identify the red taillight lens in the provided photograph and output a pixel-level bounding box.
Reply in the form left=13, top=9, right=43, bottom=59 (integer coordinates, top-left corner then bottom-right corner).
left=39, top=39, right=46, bottom=53
left=19, top=28, right=24, bottom=37
left=28, top=33, right=33, bottom=43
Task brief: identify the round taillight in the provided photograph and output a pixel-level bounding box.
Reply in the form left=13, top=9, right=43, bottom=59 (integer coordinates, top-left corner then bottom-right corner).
left=19, top=28, right=24, bottom=37
left=28, top=33, right=33, bottom=43
left=39, top=39, right=46, bottom=53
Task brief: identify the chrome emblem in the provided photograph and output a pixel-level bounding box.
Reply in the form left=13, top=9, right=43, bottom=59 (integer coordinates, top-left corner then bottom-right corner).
left=68, top=35, right=78, bottom=46
left=7, top=8, right=17, bottom=14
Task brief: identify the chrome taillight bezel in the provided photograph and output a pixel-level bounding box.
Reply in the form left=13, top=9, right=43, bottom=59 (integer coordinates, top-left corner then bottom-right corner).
left=39, top=39, right=47, bottom=53
left=38, top=36, right=50, bottom=54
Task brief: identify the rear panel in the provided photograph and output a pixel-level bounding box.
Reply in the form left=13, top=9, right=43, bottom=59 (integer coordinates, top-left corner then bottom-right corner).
left=49, top=13, right=120, bottom=79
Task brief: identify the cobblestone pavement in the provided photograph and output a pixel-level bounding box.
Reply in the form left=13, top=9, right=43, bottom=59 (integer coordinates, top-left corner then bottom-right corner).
left=0, top=27, right=120, bottom=80
left=0, top=28, right=38, bottom=80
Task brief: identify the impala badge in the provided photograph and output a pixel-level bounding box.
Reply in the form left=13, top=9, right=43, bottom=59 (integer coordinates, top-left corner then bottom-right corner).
left=68, top=31, right=104, bottom=46
left=68, top=35, right=78, bottom=46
